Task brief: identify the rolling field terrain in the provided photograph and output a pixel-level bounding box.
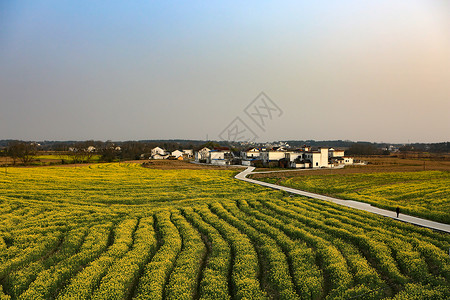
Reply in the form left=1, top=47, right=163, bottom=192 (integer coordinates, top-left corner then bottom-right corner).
left=0, top=162, right=449, bottom=299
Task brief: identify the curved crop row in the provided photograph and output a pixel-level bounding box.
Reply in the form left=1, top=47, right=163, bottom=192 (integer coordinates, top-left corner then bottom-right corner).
left=0, top=232, right=62, bottom=281
left=133, top=211, right=181, bottom=300
left=243, top=200, right=353, bottom=298
left=5, top=227, right=88, bottom=298
left=246, top=198, right=386, bottom=298
left=56, top=219, right=137, bottom=300
left=284, top=197, right=450, bottom=251
left=196, top=206, right=267, bottom=300
left=283, top=197, right=450, bottom=283
left=210, top=202, right=299, bottom=300
left=18, top=223, right=112, bottom=300
left=257, top=199, right=407, bottom=286
left=272, top=198, right=441, bottom=286
left=236, top=199, right=323, bottom=299
left=182, top=207, right=231, bottom=300
left=164, top=211, right=207, bottom=300
left=91, top=217, right=157, bottom=300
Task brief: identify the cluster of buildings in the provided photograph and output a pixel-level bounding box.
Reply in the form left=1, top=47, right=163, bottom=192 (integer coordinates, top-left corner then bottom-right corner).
left=149, top=147, right=194, bottom=160
left=149, top=145, right=356, bottom=169
left=194, top=145, right=356, bottom=168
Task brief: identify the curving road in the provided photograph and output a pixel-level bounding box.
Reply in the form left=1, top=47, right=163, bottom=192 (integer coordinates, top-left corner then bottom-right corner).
left=235, top=166, right=450, bottom=234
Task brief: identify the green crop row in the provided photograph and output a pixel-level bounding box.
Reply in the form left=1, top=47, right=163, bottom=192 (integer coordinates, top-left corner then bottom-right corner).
left=164, top=211, right=207, bottom=300
left=133, top=211, right=181, bottom=300
left=18, top=223, right=112, bottom=300
left=196, top=206, right=267, bottom=300
left=5, top=227, right=88, bottom=298
left=243, top=200, right=353, bottom=298
left=210, top=202, right=299, bottom=300
left=258, top=199, right=407, bottom=286
left=182, top=207, right=231, bottom=300
left=276, top=197, right=448, bottom=287
left=236, top=199, right=323, bottom=299
left=0, top=232, right=61, bottom=281
left=56, top=219, right=137, bottom=300
left=91, top=217, right=158, bottom=300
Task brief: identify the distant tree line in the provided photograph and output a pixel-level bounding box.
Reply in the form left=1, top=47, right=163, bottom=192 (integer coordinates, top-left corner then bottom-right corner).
left=0, top=140, right=448, bottom=165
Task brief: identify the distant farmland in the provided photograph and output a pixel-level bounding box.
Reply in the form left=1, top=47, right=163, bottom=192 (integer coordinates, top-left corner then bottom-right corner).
left=0, top=163, right=449, bottom=299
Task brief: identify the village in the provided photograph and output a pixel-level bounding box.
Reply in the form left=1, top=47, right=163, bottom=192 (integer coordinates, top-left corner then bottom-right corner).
left=148, top=145, right=361, bottom=169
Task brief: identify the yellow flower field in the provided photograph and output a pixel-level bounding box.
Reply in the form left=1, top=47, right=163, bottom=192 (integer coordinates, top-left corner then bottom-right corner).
left=0, top=163, right=449, bottom=299
left=271, top=171, right=450, bottom=223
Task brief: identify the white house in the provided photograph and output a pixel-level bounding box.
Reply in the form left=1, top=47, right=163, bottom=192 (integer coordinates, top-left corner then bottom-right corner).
left=171, top=150, right=184, bottom=158
left=303, top=148, right=329, bottom=168
left=241, top=148, right=261, bottom=159
left=208, top=149, right=232, bottom=165
left=343, top=157, right=354, bottom=165
left=286, top=151, right=306, bottom=168
left=182, top=149, right=194, bottom=158
left=329, top=148, right=345, bottom=158
left=152, top=153, right=169, bottom=160
left=151, top=147, right=167, bottom=157
left=195, top=147, right=211, bottom=162
left=260, top=149, right=287, bottom=164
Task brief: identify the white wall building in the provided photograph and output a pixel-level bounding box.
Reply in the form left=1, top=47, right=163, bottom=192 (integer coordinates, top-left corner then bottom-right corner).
left=183, top=149, right=194, bottom=158
left=195, top=147, right=211, bottom=162
left=152, top=153, right=169, bottom=160
left=329, top=148, right=345, bottom=158
left=242, top=148, right=260, bottom=159
left=208, top=150, right=232, bottom=165
left=151, top=147, right=166, bottom=157
left=260, top=150, right=286, bottom=164
left=171, top=150, right=184, bottom=158
left=343, top=157, right=354, bottom=165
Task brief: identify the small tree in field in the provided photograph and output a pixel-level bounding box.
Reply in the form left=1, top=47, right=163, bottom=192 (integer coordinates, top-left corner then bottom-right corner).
left=7, top=141, right=37, bottom=165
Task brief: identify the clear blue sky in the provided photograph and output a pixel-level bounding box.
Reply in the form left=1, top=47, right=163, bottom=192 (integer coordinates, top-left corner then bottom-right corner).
left=1, top=1, right=449, bottom=143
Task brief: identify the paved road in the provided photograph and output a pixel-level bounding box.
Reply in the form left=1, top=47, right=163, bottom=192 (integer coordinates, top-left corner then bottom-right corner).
left=236, top=167, right=450, bottom=234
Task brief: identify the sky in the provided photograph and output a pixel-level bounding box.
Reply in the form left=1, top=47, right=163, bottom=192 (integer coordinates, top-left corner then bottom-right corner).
left=1, top=0, right=449, bottom=143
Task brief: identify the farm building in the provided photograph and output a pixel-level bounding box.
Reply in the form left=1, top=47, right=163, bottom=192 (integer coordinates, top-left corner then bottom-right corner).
left=195, top=147, right=211, bottom=162
left=183, top=149, right=194, bottom=158
left=171, top=150, right=184, bottom=159
left=151, top=147, right=167, bottom=157
left=208, top=149, right=233, bottom=165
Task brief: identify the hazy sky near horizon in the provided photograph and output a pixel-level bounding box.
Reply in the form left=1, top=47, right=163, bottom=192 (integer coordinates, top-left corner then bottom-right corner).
left=1, top=1, right=449, bottom=143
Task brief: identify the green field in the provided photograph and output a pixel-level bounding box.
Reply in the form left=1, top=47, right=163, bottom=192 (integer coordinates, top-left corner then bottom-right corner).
left=0, top=163, right=449, bottom=299
left=258, top=171, right=450, bottom=224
